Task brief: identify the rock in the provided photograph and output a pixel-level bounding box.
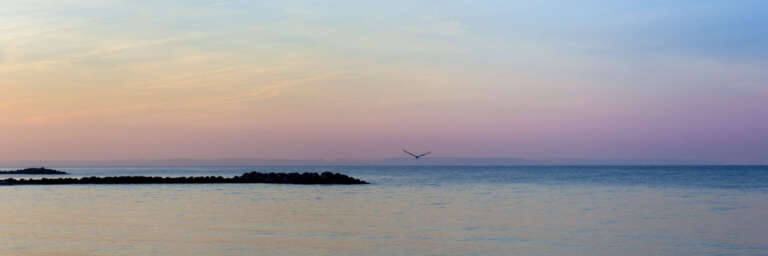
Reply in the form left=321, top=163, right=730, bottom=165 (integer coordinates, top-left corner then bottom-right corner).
left=0, top=171, right=368, bottom=185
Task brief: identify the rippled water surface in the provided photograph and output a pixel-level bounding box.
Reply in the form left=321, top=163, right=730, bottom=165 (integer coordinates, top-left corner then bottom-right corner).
left=1, top=166, right=767, bottom=255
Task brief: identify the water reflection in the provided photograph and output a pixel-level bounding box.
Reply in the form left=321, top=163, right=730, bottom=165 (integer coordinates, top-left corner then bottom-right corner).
left=1, top=166, right=768, bottom=255
left=1, top=182, right=766, bottom=255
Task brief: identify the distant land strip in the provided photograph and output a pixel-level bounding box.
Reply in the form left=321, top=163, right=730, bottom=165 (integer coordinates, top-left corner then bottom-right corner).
left=0, top=172, right=368, bottom=185
left=0, top=167, right=68, bottom=175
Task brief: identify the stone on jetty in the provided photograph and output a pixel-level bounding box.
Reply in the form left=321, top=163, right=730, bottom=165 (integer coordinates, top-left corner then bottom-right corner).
left=0, top=167, right=68, bottom=175
left=0, top=171, right=368, bottom=185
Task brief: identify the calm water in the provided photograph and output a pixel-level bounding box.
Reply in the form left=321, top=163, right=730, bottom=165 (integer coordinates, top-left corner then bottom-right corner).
left=1, top=166, right=767, bottom=256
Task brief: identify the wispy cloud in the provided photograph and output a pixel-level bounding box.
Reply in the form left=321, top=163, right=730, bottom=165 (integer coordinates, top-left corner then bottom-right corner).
left=247, top=71, right=344, bottom=100
left=2, top=0, right=767, bottom=162
left=407, top=20, right=467, bottom=36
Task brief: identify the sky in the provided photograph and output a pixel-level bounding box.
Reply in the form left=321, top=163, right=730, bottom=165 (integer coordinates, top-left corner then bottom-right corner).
left=1, top=0, right=767, bottom=163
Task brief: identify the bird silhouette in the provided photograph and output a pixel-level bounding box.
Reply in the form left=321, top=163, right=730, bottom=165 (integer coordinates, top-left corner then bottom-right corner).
left=403, top=149, right=431, bottom=159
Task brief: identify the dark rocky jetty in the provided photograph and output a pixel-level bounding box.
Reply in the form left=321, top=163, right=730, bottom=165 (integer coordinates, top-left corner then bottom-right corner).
left=0, top=167, right=68, bottom=175
left=0, top=171, right=368, bottom=185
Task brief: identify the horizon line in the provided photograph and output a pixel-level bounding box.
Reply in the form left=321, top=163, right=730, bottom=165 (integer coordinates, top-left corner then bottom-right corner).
left=1, top=157, right=765, bottom=166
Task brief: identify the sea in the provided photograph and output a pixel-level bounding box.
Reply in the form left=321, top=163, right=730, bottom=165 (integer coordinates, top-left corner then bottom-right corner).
left=1, top=165, right=766, bottom=256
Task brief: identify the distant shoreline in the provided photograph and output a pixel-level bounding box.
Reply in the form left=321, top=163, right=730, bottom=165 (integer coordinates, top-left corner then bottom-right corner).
left=0, top=167, right=68, bottom=175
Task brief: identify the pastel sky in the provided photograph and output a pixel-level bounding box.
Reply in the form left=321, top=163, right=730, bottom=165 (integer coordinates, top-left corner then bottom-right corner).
left=1, top=0, right=767, bottom=163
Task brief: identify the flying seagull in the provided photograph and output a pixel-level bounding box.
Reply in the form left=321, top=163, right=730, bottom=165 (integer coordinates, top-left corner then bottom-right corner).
left=403, top=149, right=431, bottom=159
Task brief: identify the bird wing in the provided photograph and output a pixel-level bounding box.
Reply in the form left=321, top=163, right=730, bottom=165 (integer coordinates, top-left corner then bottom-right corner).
left=403, top=149, right=418, bottom=158
left=417, top=151, right=431, bottom=158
